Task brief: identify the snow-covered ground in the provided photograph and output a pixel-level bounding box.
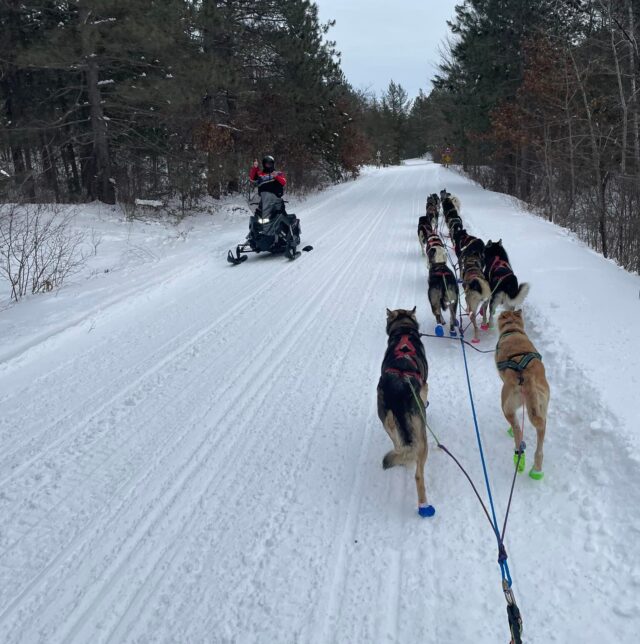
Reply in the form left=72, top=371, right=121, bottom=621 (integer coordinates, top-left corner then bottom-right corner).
left=1, top=159, right=638, bottom=643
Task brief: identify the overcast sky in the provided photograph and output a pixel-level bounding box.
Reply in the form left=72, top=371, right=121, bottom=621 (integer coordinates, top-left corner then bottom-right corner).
left=315, top=0, right=460, bottom=100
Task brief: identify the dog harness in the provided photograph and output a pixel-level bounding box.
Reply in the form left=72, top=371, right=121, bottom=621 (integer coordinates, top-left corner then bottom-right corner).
left=426, top=233, right=443, bottom=249
left=496, top=330, right=542, bottom=378
left=384, top=332, right=425, bottom=383
left=429, top=265, right=453, bottom=279
left=488, top=256, right=513, bottom=281
left=462, top=265, right=484, bottom=285
left=458, top=235, right=483, bottom=257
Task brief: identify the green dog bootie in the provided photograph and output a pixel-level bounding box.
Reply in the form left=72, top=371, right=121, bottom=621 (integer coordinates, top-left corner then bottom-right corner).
left=513, top=452, right=525, bottom=472
left=529, top=469, right=544, bottom=481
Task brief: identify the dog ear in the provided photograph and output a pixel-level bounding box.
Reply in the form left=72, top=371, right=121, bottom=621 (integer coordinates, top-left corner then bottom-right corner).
left=498, top=238, right=502, bottom=245
left=515, top=309, right=523, bottom=318
left=411, top=306, right=417, bottom=315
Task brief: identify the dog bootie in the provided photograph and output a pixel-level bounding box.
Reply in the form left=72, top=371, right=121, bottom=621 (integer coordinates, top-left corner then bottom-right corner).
left=435, top=325, right=444, bottom=337
left=471, top=337, right=480, bottom=344
left=529, top=469, right=544, bottom=481
left=449, top=329, right=457, bottom=337
left=513, top=452, right=526, bottom=472
left=418, top=504, right=436, bottom=518
left=480, top=323, right=489, bottom=331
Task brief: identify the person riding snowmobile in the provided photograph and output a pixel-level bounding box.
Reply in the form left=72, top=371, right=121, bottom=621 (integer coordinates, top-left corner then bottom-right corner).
left=249, top=155, right=286, bottom=198
left=227, top=155, right=310, bottom=264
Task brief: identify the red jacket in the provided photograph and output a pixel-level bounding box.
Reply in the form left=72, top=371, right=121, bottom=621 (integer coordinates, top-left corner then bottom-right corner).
left=249, top=166, right=287, bottom=197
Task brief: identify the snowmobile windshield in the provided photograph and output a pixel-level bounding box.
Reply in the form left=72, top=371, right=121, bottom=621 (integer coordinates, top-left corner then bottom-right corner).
left=259, top=192, right=284, bottom=220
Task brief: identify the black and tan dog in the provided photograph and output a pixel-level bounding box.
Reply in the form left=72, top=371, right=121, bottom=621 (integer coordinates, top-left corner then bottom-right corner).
left=425, top=196, right=439, bottom=228
left=461, top=254, right=490, bottom=343
left=453, top=227, right=484, bottom=262
left=377, top=308, right=434, bottom=516
left=424, top=231, right=445, bottom=266
left=495, top=310, right=549, bottom=480
left=428, top=193, right=440, bottom=216
left=484, top=239, right=529, bottom=328
left=428, top=253, right=459, bottom=336
left=441, top=192, right=461, bottom=215
left=417, top=215, right=432, bottom=254
left=442, top=196, right=463, bottom=240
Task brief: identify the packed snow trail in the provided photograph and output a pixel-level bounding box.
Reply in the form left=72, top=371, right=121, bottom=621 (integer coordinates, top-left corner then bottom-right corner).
left=1, top=160, right=639, bottom=643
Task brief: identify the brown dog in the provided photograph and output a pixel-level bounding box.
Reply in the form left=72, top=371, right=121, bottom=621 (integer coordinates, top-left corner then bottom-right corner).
left=495, top=310, right=550, bottom=479
left=377, top=308, right=434, bottom=516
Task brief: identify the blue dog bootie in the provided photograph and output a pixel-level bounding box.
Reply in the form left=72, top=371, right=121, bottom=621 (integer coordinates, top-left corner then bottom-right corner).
left=418, top=504, right=436, bottom=518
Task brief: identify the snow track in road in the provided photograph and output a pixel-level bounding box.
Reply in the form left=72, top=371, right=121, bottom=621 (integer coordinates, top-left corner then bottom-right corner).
left=1, top=161, right=639, bottom=643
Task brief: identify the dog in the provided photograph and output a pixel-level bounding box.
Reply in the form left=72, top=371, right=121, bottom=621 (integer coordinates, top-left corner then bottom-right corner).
left=377, top=308, right=433, bottom=515
left=442, top=197, right=463, bottom=237
left=483, top=239, right=530, bottom=328
left=428, top=256, right=459, bottom=335
left=425, top=197, right=439, bottom=228
left=461, top=254, right=491, bottom=343
left=441, top=192, right=461, bottom=215
left=445, top=210, right=463, bottom=240
left=429, top=193, right=441, bottom=213
left=417, top=215, right=432, bottom=254
left=425, top=232, right=446, bottom=266
left=453, top=228, right=484, bottom=262
left=495, top=310, right=549, bottom=479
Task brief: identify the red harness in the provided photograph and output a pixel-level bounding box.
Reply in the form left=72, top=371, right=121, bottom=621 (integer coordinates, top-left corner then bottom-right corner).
left=426, top=234, right=443, bottom=249
left=463, top=265, right=484, bottom=282
left=489, top=256, right=512, bottom=279
left=384, top=334, right=424, bottom=382
left=430, top=267, right=452, bottom=278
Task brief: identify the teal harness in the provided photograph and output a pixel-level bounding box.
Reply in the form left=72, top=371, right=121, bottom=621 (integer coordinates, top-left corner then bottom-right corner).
left=496, top=330, right=542, bottom=379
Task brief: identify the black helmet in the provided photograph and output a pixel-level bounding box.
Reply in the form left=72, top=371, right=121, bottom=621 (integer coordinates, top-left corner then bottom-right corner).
left=262, top=155, right=275, bottom=172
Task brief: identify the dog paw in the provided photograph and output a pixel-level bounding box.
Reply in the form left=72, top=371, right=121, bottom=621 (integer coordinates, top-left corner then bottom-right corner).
left=471, top=337, right=480, bottom=344
left=529, top=469, right=544, bottom=481
left=480, top=323, right=489, bottom=331
left=513, top=452, right=526, bottom=473
left=418, top=505, right=436, bottom=518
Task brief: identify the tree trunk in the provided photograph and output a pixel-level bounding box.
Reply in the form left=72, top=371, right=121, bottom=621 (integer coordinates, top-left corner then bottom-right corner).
left=629, top=4, right=640, bottom=176
left=79, top=5, right=115, bottom=204
left=610, top=5, right=628, bottom=177
left=41, top=134, right=60, bottom=202
left=570, top=49, right=608, bottom=257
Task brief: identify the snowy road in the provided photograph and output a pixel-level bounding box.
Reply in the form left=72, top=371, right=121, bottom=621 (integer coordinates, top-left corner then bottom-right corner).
left=1, top=160, right=639, bottom=643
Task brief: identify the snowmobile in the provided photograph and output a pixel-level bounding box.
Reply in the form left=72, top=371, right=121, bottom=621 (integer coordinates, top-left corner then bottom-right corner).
left=227, top=192, right=310, bottom=265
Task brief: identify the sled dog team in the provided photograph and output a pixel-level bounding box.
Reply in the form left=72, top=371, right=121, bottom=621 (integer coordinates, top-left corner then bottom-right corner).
left=379, top=190, right=550, bottom=516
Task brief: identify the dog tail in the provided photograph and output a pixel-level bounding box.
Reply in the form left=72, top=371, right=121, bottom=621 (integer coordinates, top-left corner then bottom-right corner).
left=451, top=195, right=461, bottom=212
left=468, top=277, right=491, bottom=300
left=383, top=445, right=416, bottom=469
left=507, top=282, right=530, bottom=308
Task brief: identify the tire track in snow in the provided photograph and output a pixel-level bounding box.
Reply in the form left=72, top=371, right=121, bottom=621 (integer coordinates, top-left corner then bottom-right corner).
left=0, top=203, right=369, bottom=630
left=312, top=171, right=426, bottom=644
left=95, top=172, right=406, bottom=644
left=1, top=175, right=401, bottom=643
left=0, top=202, right=368, bottom=491
left=0, top=194, right=376, bottom=562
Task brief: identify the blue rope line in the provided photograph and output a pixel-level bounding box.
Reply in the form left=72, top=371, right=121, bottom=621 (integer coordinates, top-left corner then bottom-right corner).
left=458, top=328, right=512, bottom=587
left=442, top=219, right=514, bottom=587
